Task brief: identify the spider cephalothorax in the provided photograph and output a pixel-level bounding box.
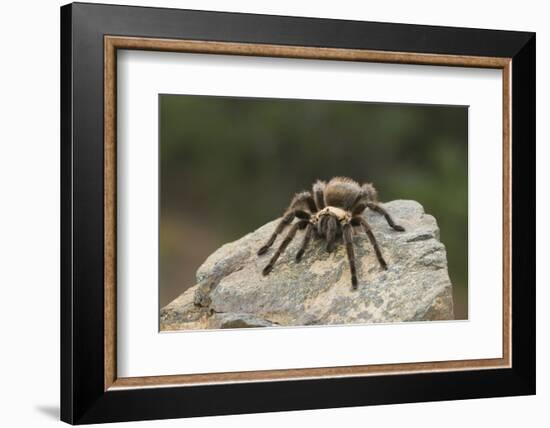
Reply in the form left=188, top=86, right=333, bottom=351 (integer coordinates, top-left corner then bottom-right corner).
left=257, top=177, right=405, bottom=289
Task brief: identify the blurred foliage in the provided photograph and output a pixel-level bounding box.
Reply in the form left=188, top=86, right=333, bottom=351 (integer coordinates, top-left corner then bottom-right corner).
left=160, top=95, right=468, bottom=318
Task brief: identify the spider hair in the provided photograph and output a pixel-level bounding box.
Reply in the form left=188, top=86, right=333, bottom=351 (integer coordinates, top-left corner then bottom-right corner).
left=257, top=177, right=405, bottom=289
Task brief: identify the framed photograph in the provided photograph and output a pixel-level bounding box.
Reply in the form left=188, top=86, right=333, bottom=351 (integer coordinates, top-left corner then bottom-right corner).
left=60, top=2, right=535, bottom=424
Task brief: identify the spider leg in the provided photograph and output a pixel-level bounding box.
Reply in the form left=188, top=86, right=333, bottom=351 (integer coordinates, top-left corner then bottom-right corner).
left=351, top=200, right=367, bottom=216
left=351, top=216, right=388, bottom=270
left=342, top=223, right=358, bottom=289
left=350, top=187, right=372, bottom=216
left=262, top=220, right=308, bottom=276
left=257, top=192, right=315, bottom=255
left=295, top=223, right=314, bottom=262
left=317, top=215, right=328, bottom=237
left=325, top=216, right=339, bottom=253
left=361, top=182, right=379, bottom=202
left=312, top=180, right=326, bottom=210
left=366, top=202, right=405, bottom=232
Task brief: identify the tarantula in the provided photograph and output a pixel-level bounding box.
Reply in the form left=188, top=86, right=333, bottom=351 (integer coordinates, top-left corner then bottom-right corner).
left=257, top=177, right=405, bottom=289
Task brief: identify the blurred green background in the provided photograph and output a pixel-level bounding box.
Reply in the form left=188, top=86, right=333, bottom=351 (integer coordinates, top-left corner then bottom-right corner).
left=160, top=95, right=468, bottom=319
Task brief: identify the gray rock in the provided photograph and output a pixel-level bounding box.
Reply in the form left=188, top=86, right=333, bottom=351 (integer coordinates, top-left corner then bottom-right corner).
left=160, top=200, right=454, bottom=330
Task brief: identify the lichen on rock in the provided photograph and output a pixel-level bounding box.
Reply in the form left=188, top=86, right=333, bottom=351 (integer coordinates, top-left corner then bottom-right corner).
left=160, top=200, right=454, bottom=331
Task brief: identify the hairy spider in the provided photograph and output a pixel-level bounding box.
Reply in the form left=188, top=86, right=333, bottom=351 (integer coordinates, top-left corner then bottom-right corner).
left=257, top=177, right=405, bottom=289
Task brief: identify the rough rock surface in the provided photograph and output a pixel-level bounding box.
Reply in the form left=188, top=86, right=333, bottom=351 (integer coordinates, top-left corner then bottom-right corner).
left=160, top=200, right=454, bottom=330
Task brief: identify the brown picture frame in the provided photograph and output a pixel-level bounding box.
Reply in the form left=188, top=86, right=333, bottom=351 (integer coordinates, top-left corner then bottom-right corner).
left=104, top=36, right=512, bottom=391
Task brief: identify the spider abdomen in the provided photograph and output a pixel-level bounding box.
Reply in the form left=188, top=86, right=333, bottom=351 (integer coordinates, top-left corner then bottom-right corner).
left=323, top=177, right=362, bottom=210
